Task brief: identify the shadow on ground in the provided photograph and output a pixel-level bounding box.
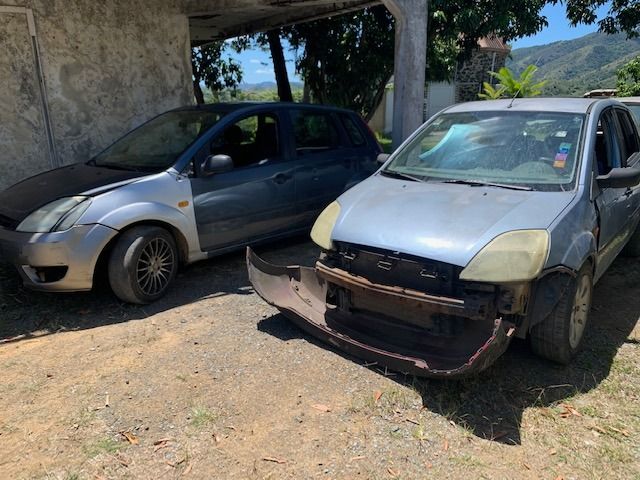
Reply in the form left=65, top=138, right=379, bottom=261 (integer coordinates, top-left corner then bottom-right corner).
left=258, top=257, right=640, bottom=446
left=0, top=236, right=319, bottom=343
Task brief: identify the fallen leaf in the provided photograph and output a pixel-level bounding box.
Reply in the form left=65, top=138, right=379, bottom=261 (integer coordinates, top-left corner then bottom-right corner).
left=549, top=449, right=558, bottom=456
left=121, top=431, right=139, bottom=445
left=349, top=455, right=366, bottom=462
left=405, top=418, right=420, bottom=425
left=262, top=456, right=287, bottom=464
left=523, top=463, right=531, bottom=470
left=182, top=464, right=192, bottom=476
left=425, top=462, right=433, bottom=469
left=213, top=433, right=222, bottom=443
left=374, top=390, right=383, bottom=403
left=558, top=403, right=581, bottom=418
left=608, top=426, right=630, bottom=437
left=154, top=438, right=172, bottom=445
left=311, top=404, right=331, bottom=413
left=443, top=439, right=449, bottom=451
left=387, top=467, right=398, bottom=478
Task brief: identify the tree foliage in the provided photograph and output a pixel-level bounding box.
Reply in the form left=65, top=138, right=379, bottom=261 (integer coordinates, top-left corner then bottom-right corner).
left=617, top=55, right=640, bottom=96
left=559, top=0, right=640, bottom=38
left=191, top=43, right=243, bottom=104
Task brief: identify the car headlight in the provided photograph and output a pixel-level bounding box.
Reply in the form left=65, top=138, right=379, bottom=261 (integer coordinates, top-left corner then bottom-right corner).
left=16, top=196, right=92, bottom=233
left=310, top=201, right=341, bottom=250
left=459, top=230, right=550, bottom=283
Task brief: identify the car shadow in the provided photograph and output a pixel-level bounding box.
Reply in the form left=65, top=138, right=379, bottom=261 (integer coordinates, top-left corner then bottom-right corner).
left=257, top=256, right=640, bottom=445
left=0, top=235, right=320, bottom=343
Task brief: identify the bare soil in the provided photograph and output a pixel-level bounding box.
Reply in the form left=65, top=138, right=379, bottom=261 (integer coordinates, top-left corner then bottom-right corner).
left=0, top=237, right=638, bottom=480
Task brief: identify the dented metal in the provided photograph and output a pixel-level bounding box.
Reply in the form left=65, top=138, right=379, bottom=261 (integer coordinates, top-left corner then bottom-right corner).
left=247, top=248, right=515, bottom=378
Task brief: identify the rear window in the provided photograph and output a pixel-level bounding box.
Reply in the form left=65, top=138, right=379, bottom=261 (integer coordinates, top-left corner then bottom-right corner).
left=340, top=114, right=366, bottom=146
left=292, top=111, right=340, bottom=152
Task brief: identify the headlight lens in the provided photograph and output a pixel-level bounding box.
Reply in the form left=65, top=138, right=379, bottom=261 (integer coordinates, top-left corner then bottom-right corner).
left=459, top=230, right=550, bottom=283
left=310, top=201, right=341, bottom=250
left=17, top=196, right=92, bottom=233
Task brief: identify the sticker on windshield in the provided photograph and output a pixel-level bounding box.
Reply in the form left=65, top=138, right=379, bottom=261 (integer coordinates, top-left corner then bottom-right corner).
left=559, top=143, right=572, bottom=154
left=554, top=152, right=568, bottom=168
left=555, top=131, right=568, bottom=138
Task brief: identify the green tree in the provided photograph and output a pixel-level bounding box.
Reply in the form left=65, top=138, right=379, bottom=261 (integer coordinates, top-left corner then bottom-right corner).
left=191, top=42, right=243, bottom=104
left=616, top=55, right=640, bottom=96
left=560, top=0, right=640, bottom=38
left=482, top=65, right=546, bottom=99
left=283, top=1, right=550, bottom=118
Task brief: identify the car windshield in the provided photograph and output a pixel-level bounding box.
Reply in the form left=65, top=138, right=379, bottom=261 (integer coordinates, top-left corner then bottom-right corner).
left=91, top=110, right=225, bottom=171
left=384, top=111, right=585, bottom=191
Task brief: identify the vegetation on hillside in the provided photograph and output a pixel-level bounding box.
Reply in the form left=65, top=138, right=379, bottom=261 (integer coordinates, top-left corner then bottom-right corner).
left=617, top=55, right=640, bottom=96
left=507, top=32, right=640, bottom=96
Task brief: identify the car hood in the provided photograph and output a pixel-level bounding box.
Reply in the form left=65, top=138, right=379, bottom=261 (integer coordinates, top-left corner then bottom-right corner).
left=331, top=174, right=576, bottom=267
left=0, top=163, right=150, bottom=223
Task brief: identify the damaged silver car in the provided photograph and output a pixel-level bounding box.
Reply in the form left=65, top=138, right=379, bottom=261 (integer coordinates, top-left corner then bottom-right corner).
left=248, top=98, right=640, bottom=377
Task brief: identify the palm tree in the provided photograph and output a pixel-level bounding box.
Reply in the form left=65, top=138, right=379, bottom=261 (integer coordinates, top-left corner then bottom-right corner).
left=479, top=65, right=546, bottom=100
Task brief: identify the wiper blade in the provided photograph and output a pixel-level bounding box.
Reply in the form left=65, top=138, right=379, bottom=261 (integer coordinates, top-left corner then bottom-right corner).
left=380, top=169, right=425, bottom=182
left=442, top=179, right=533, bottom=191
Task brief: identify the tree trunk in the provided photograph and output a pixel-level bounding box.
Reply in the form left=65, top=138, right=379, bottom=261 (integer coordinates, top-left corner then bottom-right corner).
left=193, top=79, right=205, bottom=105
left=302, top=82, right=311, bottom=103
left=267, top=29, right=293, bottom=102
left=364, top=75, right=392, bottom=122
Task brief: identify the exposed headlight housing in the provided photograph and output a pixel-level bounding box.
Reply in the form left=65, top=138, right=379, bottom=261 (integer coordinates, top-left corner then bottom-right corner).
left=310, top=201, right=341, bottom=250
left=459, top=230, right=550, bottom=283
left=17, top=196, right=92, bottom=233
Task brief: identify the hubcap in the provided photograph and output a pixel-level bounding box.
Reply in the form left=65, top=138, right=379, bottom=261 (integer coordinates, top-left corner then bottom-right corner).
left=136, top=238, right=175, bottom=296
left=569, top=274, right=592, bottom=350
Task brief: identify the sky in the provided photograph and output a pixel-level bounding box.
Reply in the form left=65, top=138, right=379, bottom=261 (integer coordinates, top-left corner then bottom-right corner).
left=232, top=2, right=611, bottom=84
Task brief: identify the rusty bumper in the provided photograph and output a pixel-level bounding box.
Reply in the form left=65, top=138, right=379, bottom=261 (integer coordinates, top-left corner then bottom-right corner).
left=247, top=248, right=514, bottom=378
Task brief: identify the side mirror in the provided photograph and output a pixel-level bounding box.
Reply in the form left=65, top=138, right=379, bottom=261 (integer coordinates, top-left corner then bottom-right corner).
left=201, top=154, right=233, bottom=177
left=377, top=153, right=390, bottom=165
left=596, top=165, right=640, bottom=189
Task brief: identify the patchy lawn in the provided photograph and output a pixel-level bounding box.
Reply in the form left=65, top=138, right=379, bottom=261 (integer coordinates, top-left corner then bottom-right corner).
left=0, top=238, right=638, bottom=479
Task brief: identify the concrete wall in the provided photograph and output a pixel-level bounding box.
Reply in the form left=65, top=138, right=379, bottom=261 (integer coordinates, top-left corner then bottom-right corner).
left=0, top=0, right=193, bottom=190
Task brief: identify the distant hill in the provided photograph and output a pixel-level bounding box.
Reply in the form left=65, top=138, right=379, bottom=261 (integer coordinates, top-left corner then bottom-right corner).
left=507, top=32, right=640, bottom=96
left=239, top=81, right=304, bottom=92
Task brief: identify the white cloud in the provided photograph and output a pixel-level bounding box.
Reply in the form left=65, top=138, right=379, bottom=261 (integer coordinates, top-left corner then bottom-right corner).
left=255, top=69, right=272, bottom=75
left=249, top=59, right=261, bottom=64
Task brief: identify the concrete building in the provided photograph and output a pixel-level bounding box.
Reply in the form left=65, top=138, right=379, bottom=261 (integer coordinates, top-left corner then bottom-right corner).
left=0, top=0, right=427, bottom=190
left=369, top=36, right=511, bottom=135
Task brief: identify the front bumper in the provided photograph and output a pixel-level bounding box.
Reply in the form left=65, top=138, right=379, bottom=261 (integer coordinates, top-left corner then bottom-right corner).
left=247, top=248, right=515, bottom=378
left=0, top=224, right=118, bottom=292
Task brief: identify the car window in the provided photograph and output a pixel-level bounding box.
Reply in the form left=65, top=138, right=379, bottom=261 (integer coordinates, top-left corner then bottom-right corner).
left=92, top=110, right=224, bottom=171
left=626, top=104, right=640, bottom=130
left=291, top=111, right=340, bottom=153
left=385, top=111, right=585, bottom=191
left=340, top=114, right=366, bottom=147
left=210, top=113, right=280, bottom=169
left=615, top=109, right=640, bottom=164
left=596, top=110, right=622, bottom=176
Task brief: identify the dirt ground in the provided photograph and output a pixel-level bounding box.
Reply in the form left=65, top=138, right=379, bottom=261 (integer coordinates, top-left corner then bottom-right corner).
left=0, top=237, right=638, bottom=480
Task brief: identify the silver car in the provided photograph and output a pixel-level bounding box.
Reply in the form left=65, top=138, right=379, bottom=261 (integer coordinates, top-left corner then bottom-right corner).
left=248, top=98, right=640, bottom=377
left=0, top=103, right=380, bottom=303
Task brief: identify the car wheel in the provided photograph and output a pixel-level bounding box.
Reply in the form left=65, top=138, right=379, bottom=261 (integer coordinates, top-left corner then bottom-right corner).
left=622, top=224, right=640, bottom=257
left=108, top=226, right=178, bottom=304
left=529, top=264, right=593, bottom=365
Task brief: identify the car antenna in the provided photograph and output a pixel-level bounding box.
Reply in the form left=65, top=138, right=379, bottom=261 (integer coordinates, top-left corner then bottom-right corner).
left=508, top=55, right=542, bottom=109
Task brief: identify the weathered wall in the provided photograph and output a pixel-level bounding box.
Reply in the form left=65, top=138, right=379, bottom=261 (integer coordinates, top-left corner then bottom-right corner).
left=0, top=0, right=193, bottom=190
left=456, top=50, right=509, bottom=102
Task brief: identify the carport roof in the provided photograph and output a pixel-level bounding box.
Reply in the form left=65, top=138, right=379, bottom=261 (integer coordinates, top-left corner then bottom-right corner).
left=187, top=0, right=381, bottom=45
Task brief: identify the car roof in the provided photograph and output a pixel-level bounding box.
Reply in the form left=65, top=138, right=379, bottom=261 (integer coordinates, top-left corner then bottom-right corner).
left=618, top=97, right=640, bottom=104
left=172, top=102, right=358, bottom=115
left=443, top=97, right=617, bottom=114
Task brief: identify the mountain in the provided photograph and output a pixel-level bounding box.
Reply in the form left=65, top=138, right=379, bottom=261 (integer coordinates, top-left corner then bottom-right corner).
left=239, top=81, right=304, bottom=92
left=506, top=32, right=640, bottom=96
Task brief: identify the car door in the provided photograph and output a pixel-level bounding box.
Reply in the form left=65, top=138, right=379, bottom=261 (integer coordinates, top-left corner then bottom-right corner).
left=594, top=109, right=632, bottom=276
left=338, top=112, right=381, bottom=184
left=289, top=109, right=354, bottom=225
left=189, top=110, right=297, bottom=252
left=613, top=107, right=640, bottom=222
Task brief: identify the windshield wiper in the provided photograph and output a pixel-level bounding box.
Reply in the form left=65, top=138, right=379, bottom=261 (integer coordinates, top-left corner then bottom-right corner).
left=380, top=170, right=426, bottom=182
left=442, top=179, right=533, bottom=191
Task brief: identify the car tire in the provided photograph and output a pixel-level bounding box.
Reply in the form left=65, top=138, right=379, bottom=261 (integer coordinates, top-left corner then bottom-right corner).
left=108, top=226, right=178, bottom=304
left=622, top=224, right=640, bottom=257
left=529, top=264, right=593, bottom=365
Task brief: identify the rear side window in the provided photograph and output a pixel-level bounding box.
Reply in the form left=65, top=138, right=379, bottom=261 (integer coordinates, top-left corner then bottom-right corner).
left=291, top=111, right=340, bottom=153
left=615, top=109, right=640, bottom=164
left=340, top=114, right=366, bottom=147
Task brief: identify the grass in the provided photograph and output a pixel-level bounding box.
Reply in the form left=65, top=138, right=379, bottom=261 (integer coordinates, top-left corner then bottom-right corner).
left=375, top=132, right=393, bottom=154
left=83, top=437, right=124, bottom=458
left=190, top=406, right=217, bottom=428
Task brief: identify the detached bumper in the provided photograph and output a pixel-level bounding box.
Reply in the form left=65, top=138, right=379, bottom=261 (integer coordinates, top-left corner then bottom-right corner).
left=0, top=224, right=118, bottom=292
left=247, top=248, right=514, bottom=378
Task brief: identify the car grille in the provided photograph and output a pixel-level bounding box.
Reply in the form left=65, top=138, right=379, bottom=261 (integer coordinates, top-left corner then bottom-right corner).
left=330, top=242, right=464, bottom=297
left=0, top=213, right=19, bottom=231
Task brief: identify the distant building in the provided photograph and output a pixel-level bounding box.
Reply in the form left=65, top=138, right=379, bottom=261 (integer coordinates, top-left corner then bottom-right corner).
left=369, top=36, right=511, bottom=134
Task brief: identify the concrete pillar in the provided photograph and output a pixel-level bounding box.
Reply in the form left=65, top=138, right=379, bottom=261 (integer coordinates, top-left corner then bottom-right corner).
left=382, top=0, right=427, bottom=148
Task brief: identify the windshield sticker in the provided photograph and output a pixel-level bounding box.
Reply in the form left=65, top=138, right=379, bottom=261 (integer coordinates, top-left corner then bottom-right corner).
left=554, top=152, right=568, bottom=168
left=555, top=131, right=568, bottom=138
left=559, top=143, right=572, bottom=154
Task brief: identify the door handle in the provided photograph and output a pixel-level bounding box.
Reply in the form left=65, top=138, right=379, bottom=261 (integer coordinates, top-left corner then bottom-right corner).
left=273, top=173, right=292, bottom=184
left=624, top=188, right=633, bottom=198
